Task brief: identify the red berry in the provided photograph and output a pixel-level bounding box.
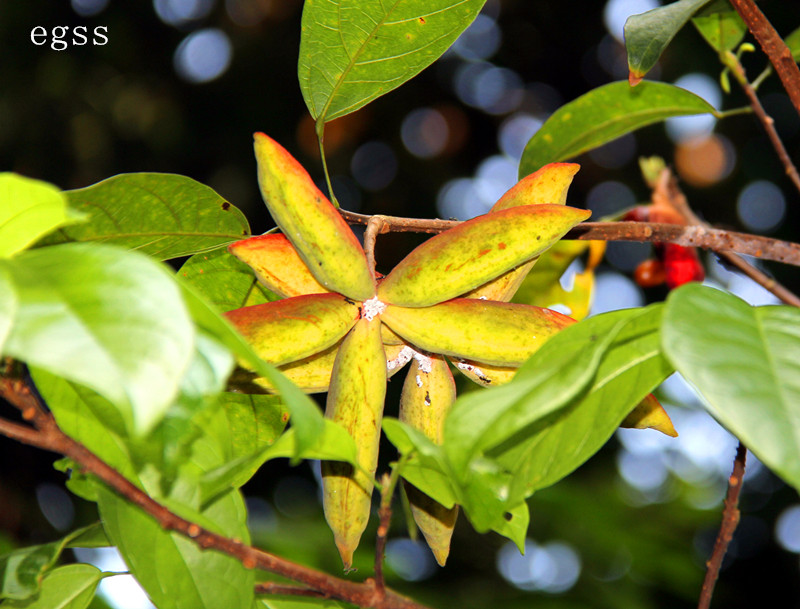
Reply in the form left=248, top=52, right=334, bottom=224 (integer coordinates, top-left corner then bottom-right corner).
left=663, top=244, right=704, bottom=289
left=634, top=258, right=667, bottom=288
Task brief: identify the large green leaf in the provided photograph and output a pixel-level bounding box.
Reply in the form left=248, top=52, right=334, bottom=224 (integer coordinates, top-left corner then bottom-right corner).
left=444, top=308, right=637, bottom=475
left=2, top=244, right=195, bottom=435
left=692, top=0, right=747, bottom=52
left=493, top=304, right=672, bottom=504
left=0, top=173, right=83, bottom=259
left=299, top=0, right=485, bottom=122
left=178, top=281, right=348, bottom=461
left=43, top=173, right=249, bottom=260
left=624, top=0, right=713, bottom=83
left=663, top=284, right=800, bottom=491
left=179, top=248, right=278, bottom=312
left=518, top=81, right=716, bottom=176
left=98, top=486, right=254, bottom=609
left=1, top=564, right=106, bottom=609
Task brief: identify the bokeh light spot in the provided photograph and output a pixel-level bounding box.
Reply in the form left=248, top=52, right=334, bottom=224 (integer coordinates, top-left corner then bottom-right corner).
left=666, top=73, right=720, bottom=142
left=36, top=483, right=74, bottom=531
left=603, top=0, right=660, bottom=41
left=452, top=14, right=501, bottom=61
left=351, top=141, right=397, bottom=191
left=437, top=178, right=485, bottom=220
left=737, top=180, right=786, bottom=233
left=775, top=505, right=800, bottom=553
left=174, top=28, right=233, bottom=83
left=591, top=272, right=644, bottom=314
left=401, top=108, right=449, bottom=159
left=71, top=0, right=110, bottom=17
left=385, top=539, right=436, bottom=581
left=155, top=0, right=214, bottom=26
left=585, top=180, right=636, bottom=218
left=498, top=113, right=542, bottom=161
left=497, top=540, right=581, bottom=592
left=675, top=134, right=735, bottom=187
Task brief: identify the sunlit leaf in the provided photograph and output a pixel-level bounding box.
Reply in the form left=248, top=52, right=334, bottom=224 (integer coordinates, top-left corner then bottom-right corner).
left=0, top=543, right=61, bottom=600
left=692, top=0, right=747, bottom=52
left=0, top=267, right=16, bottom=353
left=43, top=173, right=250, bottom=260
left=98, top=487, right=254, bottom=609
left=299, top=0, right=486, bottom=122
left=179, top=247, right=278, bottom=312
left=0, top=173, right=83, bottom=259
left=663, top=284, right=800, bottom=492
left=444, top=309, right=636, bottom=472
left=2, top=244, right=195, bottom=436
left=624, top=0, right=713, bottom=84
left=519, top=81, right=716, bottom=176
left=494, top=304, right=672, bottom=504
left=1, top=564, right=106, bottom=609
left=179, top=282, right=340, bottom=461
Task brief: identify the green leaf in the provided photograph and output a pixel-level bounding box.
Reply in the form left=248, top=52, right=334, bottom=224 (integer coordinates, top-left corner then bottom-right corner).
left=1, top=564, right=106, bottom=609
left=0, top=543, right=62, bottom=600
left=179, top=248, right=278, bottom=312
left=692, top=1, right=747, bottom=52
left=2, top=244, right=195, bottom=435
left=0, top=267, right=16, bottom=353
left=98, top=486, right=254, bottom=609
left=663, top=284, right=800, bottom=492
left=490, top=501, right=529, bottom=553
left=519, top=81, right=716, bottom=176
left=0, top=173, right=83, bottom=258
left=299, top=0, right=486, bottom=122
left=33, top=369, right=137, bottom=487
left=786, top=26, right=800, bottom=62
left=624, top=0, right=713, bottom=83
left=493, top=304, right=672, bottom=503
left=44, top=173, right=249, bottom=260
left=201, top=418, right=359, bottom=503
left=64, top=523, right=111, bottom=549
left=382, top=418, right=457, bottom=508
left=444, top=308, right=636, bottom=475
left=178, top=282, right=332, bottom=461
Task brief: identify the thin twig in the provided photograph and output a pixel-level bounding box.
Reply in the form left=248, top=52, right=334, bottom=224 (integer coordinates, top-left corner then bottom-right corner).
left=656, top=170, right=800, bottom=308
left=365, top=216, right=390, bottom=279
left=728, top=0, right=800, bottom=118
left=697, top=442, right=747, bottom=609
left=0, top=376, right=432, bottom=609
left=340, top=209, right=800, bottom=268
left=725, top=54, right=800, bottom=196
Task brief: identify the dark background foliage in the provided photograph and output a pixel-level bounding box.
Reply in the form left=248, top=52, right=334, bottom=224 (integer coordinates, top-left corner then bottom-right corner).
left=1, top=1, right=800, bottom=608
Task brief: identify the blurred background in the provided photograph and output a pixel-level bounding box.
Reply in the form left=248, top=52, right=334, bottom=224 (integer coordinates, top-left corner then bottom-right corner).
left=1, top=1, right=800, bottom=608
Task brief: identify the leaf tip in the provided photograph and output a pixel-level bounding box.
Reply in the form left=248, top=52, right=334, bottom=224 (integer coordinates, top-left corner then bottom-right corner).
left=628, top=71, right=644, bottom=87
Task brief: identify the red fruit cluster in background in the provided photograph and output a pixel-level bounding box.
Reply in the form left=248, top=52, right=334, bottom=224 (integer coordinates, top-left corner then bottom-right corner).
left=624, top=206, right=705, bottom=290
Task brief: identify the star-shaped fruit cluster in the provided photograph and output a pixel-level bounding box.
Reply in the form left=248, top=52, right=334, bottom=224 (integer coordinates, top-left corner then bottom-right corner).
left=225, top=133, right=646, bottom=569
